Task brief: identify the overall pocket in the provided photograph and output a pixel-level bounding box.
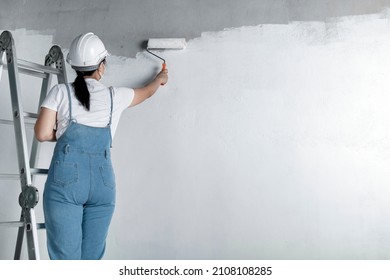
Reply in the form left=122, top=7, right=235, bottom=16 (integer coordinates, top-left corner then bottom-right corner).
left=53, top=161, right=79, bottom=187
left=99, top=164, right=116, bottom=189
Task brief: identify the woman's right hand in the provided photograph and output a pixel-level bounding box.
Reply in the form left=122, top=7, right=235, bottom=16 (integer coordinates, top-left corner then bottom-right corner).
left=156, top=68, right=168, bottom=85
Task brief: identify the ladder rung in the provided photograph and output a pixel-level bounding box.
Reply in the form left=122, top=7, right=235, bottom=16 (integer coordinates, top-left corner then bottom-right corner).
left=0, top=112, right=40, bottom=125
left=30, top=168, right=48, bottom=175
left=18, top=67, right=49, bottom=79
left=3, top=59, right=62, bottom=78
left=0, top=118, right=35, bottom=127
left=0, top=173, right=20, bottom=180
left=0, top=221, right=45, bottom=229
left=0, top=221, right=23, bottom=227
left=23, top=112, right=38, bottom=119
left=0, top=169, right=48, bottom=180
left=37, top=223, right=46, bottom=229
left=0, top=119, right=14, bottom=126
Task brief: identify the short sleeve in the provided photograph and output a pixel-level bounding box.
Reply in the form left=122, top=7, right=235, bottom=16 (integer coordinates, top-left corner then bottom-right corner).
left=41, top=84, right=63, bottom=112
left=112, top=87, right=134, bottom=111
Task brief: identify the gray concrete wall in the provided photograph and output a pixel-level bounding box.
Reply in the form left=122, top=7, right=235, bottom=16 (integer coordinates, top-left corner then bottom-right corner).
left=1, top=0, right=390, bottom=57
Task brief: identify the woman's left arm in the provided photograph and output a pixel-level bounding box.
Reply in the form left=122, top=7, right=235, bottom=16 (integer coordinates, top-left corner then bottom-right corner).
left=34, top=107, right=57, bottom=142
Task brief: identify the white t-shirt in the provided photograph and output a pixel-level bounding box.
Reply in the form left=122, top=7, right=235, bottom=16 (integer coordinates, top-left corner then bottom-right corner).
left=41, top=78, right=134, bottom=140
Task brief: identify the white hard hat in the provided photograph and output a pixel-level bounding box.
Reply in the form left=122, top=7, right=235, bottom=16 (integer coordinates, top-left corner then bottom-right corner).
left=66, top=32, right=108, bottom=71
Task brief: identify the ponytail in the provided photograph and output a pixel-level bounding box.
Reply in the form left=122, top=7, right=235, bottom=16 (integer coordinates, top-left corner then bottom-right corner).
left=72, top=60, right=106, bottom=111
left=73, top=70, right=94, bottom=111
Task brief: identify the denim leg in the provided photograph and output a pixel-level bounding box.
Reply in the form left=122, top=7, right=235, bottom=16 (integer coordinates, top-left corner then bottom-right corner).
left=80, top=155, right=116, bottom=260
left=43, top=150, right=89, bottom=260
left=81, top=203, right=115, bottom=260
left=43, top=192, right=83, bottom=260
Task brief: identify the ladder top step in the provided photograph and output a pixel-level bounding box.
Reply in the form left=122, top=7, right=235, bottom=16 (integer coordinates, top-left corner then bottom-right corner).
left=3, top=58, right=63, bottom=76
left=17, top=59, right=62, bottom=76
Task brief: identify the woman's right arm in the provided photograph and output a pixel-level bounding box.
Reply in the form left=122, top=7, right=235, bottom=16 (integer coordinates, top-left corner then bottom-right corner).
left=130, top=69, right=168, bottom=107
left=34, top=107, right=57, bottom=142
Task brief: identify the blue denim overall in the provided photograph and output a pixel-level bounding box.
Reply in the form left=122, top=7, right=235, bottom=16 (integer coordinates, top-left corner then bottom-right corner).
left=43, top=84, right=115, bottom=260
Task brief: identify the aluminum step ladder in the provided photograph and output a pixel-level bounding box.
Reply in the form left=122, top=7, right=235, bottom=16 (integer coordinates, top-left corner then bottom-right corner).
left=0, top=30, right=67, bottom=260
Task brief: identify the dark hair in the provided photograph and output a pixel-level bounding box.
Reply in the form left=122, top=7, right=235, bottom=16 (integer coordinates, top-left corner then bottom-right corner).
left=73, top=70, right=94, bottom=111
left=72, top=60, right=106, bottom=111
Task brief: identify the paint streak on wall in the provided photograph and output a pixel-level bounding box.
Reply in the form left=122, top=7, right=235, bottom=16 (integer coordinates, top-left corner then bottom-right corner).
left=2, top=10, right=390, bottom=259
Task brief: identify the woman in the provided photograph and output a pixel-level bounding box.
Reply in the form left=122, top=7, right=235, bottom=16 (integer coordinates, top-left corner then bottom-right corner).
left=34, top=32, right=168, bottom=260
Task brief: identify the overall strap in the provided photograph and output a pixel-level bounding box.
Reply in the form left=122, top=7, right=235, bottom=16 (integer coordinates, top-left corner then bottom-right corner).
left=108, top=86, right=114, bottom=126
left=65, top=83, right=73, bottom=121
left=108, top=86, right=114, bottom=148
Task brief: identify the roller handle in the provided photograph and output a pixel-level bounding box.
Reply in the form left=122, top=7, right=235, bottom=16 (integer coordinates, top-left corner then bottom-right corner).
left=161, top=63, right=167, bottom=85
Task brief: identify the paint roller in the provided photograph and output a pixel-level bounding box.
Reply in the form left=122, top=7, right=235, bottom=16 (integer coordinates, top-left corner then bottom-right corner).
left=146, top=38, right=186, bottom=71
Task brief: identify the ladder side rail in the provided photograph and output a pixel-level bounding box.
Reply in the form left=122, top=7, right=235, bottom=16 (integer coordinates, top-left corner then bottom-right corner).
left=26, top=45, right=67, bottom=260
left=30, top=45, right=67, bottom=176
left=1, top=30, right=40, bottom=260
left=0, top=50, right=4, bottom=80
left=13, top=212, right=24, bottom=260
left=14, top=72, right=51, bottom=260
left=0, top=38, right=25, bottom=260
left=3, top=32, right=33, bottom=188
left=24, top=208, right=40, bottom=259
left=29, top=74, right=52, bottom=173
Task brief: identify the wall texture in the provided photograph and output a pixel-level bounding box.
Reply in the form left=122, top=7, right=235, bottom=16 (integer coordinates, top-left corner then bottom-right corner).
left=2, top=0, right=390, bottom=57
left=1, top=1, right=390, bottom=260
